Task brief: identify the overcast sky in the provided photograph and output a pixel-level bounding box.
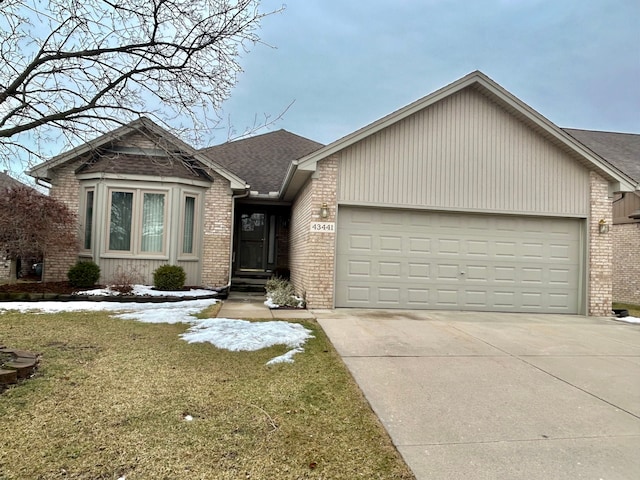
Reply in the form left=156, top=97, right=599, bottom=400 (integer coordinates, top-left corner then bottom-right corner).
left=216, top=0, right=640, bottom=146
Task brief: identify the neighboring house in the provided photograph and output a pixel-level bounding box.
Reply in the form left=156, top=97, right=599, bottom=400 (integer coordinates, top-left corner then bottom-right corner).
left=0, top=171, right=36, bottom=281
left=28, top=71, right=638, bottom=315
left=563, top=129, right=640, bottom=305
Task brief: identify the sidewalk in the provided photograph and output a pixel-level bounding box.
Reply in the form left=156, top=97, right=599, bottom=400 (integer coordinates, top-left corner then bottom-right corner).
left=217, top=292, right=314, bottom=320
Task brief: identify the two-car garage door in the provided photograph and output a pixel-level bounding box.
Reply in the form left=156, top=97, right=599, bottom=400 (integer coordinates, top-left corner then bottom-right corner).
left=335, top=207, right=583, bottom=313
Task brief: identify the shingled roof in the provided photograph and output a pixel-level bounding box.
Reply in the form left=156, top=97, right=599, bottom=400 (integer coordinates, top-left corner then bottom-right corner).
left=77, top=150, right=211, bottom=181
left=200, top=130, right=323, bottom=194
left=0, top=171, right=30, bottom=191
left=564, top=128, right=640, bottom=184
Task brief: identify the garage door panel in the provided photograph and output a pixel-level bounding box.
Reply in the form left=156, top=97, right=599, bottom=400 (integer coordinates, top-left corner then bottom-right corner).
left=349, top=234, right=372, bottom=251
left=408, top=262, right=430, bottom=278
left=408, top=237, right=431, bottom=254
left=336, top=207, right=582, bottom=313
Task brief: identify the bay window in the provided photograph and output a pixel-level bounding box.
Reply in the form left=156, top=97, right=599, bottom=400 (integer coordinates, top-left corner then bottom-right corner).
left=107, top=189, right=167, bottom=255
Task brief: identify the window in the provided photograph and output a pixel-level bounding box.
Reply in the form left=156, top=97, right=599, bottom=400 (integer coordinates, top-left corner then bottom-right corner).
left=83, top=189, right=94, bottom=250
left=109, top=191, right=133, bottom=251
left=141, top=193, right=165, bottom=252
left=107, top=189, right=167, bottom=254
left=182, top=196, right=196, bottom=254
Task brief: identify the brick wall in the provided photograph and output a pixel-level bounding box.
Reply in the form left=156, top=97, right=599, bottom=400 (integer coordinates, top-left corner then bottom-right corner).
left=201, top=171, right=233, bottom=287
left=612, top=222, right=640, bottom=305
left=46, top=160, right=83, bottom=281
left=289, top=157, right=338, bottom=309
left=588, top=172, right=613, bottom=316
left=0, top=259, right=11, bottom=281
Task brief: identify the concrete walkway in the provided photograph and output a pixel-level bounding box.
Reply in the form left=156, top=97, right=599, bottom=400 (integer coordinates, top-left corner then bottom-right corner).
left=218, top=292, right=314, bottom=320
left=315, top=309, right=640, bottom=480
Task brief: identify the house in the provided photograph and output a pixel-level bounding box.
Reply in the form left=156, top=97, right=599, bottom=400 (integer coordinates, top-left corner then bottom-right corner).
left=0, top=171, right=40, bottom=281
left=28, top=71, right=638, bottom=315
left=563, top=129, right=640, bottom=305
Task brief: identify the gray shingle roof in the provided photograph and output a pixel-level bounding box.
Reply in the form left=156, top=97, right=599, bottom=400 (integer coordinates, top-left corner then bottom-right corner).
left=0, top=171, right=29, bottom=190
left=563, top=128, right=640, bottom=183
left=200, top=130, right=323, bottom=194
left=77, top=151, right=210, bottom=181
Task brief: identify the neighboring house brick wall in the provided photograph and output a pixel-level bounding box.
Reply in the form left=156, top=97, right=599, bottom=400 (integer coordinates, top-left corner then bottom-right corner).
left=588, top=172, right=613, bottom=316
left=201, top=171, right=233, bottom=287
left=0, top=258, right=11, bottom=281
left=290, top=157, right=337, bottom=309
left=612, top=223, right=640, bottom=304
left=46, top=160, right=83, bottom=282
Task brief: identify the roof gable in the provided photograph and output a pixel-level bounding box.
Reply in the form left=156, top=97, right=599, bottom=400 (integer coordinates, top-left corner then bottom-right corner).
left=28, top=118, right=248, bottom=190
left=284, top=71, right=636, bottom=199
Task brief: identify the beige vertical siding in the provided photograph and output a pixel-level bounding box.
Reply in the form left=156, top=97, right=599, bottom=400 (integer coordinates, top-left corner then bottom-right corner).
left=97, top=258, right=200, bottom=286
left=338, top=88, right=590, bottom=216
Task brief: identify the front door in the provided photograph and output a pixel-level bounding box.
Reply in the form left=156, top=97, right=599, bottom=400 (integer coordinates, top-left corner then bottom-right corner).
left=237, top=212, right=267, bottom=271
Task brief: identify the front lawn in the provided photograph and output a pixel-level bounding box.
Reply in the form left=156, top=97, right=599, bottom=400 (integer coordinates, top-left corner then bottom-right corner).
left=0, top=310, right=414, bottom=479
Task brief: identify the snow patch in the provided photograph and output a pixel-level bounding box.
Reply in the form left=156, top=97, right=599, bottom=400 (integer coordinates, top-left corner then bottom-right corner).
left=264, top=294, right=305, bottom=309
left=0, top=298, right=313, bottom=364
left=181, top=318, right=314, bottom=361
left=614, top=315, right=640, bottom=324
left=77, top=284, right=215, bottom=297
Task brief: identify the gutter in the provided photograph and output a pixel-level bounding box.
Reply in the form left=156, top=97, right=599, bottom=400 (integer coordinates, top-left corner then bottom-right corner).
left=35, top=177, right=52, bottom=190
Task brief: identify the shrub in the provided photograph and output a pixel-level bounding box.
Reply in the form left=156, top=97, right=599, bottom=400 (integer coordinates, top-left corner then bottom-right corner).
left=265, top=276, right=303, bottom=308
left=153, top=264, right=186, bottom=291
left=109, top=265, right=144, bottom=295
left=67, top=261, right=101, bottom=288
left=265, top=276, right=292, bottom=294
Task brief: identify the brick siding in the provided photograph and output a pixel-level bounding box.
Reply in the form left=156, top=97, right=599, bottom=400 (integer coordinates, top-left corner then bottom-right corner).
left=289, top=157, right=338, bottom=308
left=588, top=172, right=613, bottom=316
left=200, top=171, right=233, bottom=287
left=46, top=159, right=83, bottom=281
left=612, top=222, right=640, bottom=304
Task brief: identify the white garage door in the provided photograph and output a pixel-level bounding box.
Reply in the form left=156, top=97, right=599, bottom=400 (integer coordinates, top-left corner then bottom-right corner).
left=336, top=207, right=583, bottom=313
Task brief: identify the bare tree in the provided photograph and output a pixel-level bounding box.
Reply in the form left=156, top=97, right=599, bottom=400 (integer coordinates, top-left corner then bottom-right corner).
left=0, top=185, right=76, bottom=283
left=0, top=0, right=280, bottom=171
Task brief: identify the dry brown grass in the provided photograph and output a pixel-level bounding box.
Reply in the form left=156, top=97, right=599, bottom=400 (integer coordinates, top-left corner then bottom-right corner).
left=0, top=308, right=414, bottom=480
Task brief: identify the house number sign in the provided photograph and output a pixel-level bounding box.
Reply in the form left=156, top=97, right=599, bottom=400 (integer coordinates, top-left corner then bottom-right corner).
left=310, top=222, right=335, bottom=233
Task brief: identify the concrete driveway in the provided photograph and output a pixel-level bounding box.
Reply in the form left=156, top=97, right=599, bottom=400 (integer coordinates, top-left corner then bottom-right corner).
left=315, top=309, right=640, bottom=480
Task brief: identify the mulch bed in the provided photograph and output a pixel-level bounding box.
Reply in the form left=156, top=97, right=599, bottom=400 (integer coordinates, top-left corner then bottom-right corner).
left=0, top=281, right=78, bottom=295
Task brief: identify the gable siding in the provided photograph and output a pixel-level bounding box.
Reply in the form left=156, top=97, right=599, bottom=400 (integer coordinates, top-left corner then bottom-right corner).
left=338, top=88, right=590, bottom=216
